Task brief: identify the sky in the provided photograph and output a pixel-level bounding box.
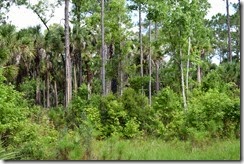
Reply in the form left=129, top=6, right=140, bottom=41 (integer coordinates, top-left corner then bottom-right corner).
left=6, top=0, right=238, bottom=31
left=5, top=0, right=240, bottom=65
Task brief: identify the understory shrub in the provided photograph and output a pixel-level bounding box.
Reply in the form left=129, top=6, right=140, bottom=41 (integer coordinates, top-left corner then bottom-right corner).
left=152, top=87, right=184, bottom=140
left=186, top=88, right=240, bottom=139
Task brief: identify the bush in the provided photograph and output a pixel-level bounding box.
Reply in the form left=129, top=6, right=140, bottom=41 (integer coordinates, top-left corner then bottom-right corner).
left=186, top=89, right=240, bottom=139
left=152, top=87, right=184, bottom=140
left=0, top=77, right=29, bottom=148
left=99, top=89, right=148, bottom=138
left=120, top=88, right=150, bottom=131
left=100, top=93, right=126, bottom=137
left=14, top=121, right=58, bottom=160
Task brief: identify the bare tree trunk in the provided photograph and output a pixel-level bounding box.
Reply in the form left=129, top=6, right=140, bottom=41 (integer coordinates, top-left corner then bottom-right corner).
left=85, top=60, right=92, bottom=99
left=139, top=3, right=143, bottom=92
left=43, top=82, right=46, bottom=108
left=101, top=0, right=106, bottom=95
left=154, top=21, right=160, bottom=93
left=36, top=77, right=41, bottom=105
left=35, top=49, right=41, bottom=105
left=180, top=48, right=187, bottom=111
left=226, top=0, right=232, bottom=62
left=237, top=0, right=240, bottom=61
left=148, top=20, right=152, bottom=106
left=155, top=61, right=159, bottom=92
left=65, top=0, right=72, bottom=108
left=54, top=80, right=58, bottom=107
left=197, top=49, right=204, bottom=84
left=46, top=63, right=50, bottom=108
left=118, top=55, right=123, bottom=96
left=106, top=80, right=111, bottom=94
left=120, top=64, right=123, bottom=96
left=186, top=37, right=191, bottom=98
left=78, top=53, right=83, bottom=87
left=73, top=64, right=77, bottom=92
left=197, top=64, right=201, bottom=84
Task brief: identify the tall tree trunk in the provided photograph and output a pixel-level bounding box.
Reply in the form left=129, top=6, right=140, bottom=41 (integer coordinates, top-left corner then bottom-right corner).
left=197, top=64, right=201, bottom=84
left=85, top=60, right=92, bottom=99
left=148, top=20, right=152, bottom=106
left=119, top=61, right=123, bottom=96
left=118, top=51, right=123, bottom=96
left=78, top=52, right=83, bottom=87
left=54, top=80, right=58, bottom=107
left=101, top=0, right=106, bottom=95
left=226, top=0, right=232, bottom=62
left=75, top=5, right=83, bottom=88
left=65, top=0, right=72, bottom=108
left=180, top=48, right=187, bottom=111
left=36, top=77, right=41, bottom=105
left=237, top=0, right=240, bottom=61
left=197, top=49, right=205, bottom=84
left=73, top=64, right=77, bottom=92
left=186, top=37, right=191, bottom=99
left=43, top=82, right=46, bottom=108
left=155, top=61, right=159, bottom=92
left=154, top=21, right=160, bottom=93
left=139, top=3, right=143, bottom=92
left=46, top=62, right=50, bottom=108
left=35, top=49, right=41, bottom=105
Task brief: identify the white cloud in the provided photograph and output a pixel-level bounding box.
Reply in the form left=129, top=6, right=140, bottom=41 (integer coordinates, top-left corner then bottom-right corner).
left=206, top=0, right=238, bottom=19
left=6, top=1, right=65, bottom=32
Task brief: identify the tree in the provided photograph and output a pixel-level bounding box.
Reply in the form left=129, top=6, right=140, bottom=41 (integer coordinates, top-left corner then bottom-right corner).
left=65, top=0, right=72, bottom=107
left=44, top=23, right=65, bottom=107
left=225, top=0, right=232, bottom=62
left=148, top=20, right=152, bottom=105
left=101, top=0, right=106, bottom=95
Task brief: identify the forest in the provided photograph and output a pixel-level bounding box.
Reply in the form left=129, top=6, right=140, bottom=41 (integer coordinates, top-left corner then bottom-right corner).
left=0, top=0, right=241, bottom=160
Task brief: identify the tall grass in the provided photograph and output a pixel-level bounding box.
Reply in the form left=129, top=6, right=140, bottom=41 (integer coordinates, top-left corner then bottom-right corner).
left=90, top=138, right=240, bottom=160
left=0, top=143, right=17, bottom=160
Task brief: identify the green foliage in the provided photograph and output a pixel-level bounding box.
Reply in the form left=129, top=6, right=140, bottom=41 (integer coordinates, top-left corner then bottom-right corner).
left=55, top=130, right=84, bottom=160
left=0, top=142, right=17, bottom=160
left=128, top=76, right=150, bottom=93
left=18, top=78, right=36, bottom=103
left=98, top=88, right=149, bottom=138
left=0, top=0, right=241, bottom=160
left=100, top=93, right=126, bottom=137
left=121, top=88, right=148, bottom=116
left=202, top=62, right=240, bottom=93
left=120, top=87, right=150, bottom=133
left=0, top=79, right=28, bottom=147
left=123, top=117, right=141, bottom=138
left=14, top=120, right=58, bottom=160
left=186, top=89, right=240, bottom=139
left=0, top=47, right=9, bottom=66
left=2, top=65, right=19, bottom=83
left=152, top=87, right=184, bottom=140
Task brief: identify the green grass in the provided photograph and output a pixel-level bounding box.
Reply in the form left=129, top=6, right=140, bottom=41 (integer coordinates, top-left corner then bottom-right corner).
left=90, top=138, right=240, bottom=160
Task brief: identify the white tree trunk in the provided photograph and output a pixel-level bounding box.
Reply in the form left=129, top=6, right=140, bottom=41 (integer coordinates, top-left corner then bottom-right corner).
left=186, top=37, right=191, bottom=100
left=197, top=64, right=201, bottom=84
left=180, top=48, right=187, bottom=111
